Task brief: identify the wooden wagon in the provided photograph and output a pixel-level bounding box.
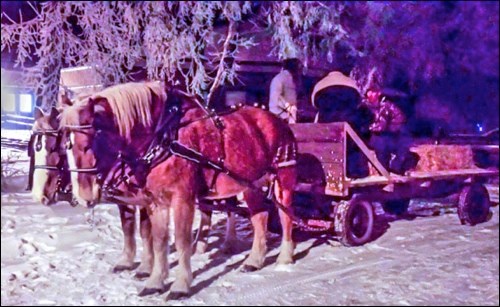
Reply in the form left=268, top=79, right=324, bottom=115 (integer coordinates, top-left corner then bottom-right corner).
left=285, top=122, right=498, bottom=246
left=200, top=71, right=498, bottom=247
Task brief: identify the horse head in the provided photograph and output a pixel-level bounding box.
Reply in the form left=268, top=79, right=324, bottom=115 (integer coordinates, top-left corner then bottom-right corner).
left=60, top=82, right=165, bottom=207
left=30, top=106, right=69, bottom=205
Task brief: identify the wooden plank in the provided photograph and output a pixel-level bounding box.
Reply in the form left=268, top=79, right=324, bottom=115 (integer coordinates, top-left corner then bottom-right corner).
left=348, top=176, right=390, bottom=187
left=347, top=169, right=498, bottom=188
left=344, top=123, right=390, bottom=178
left=297, top=143, right=344, bottom=163
left=290, top=123, right=344, bottom=143
left=407, top=168, right=499, bottom=180
left=295, top=161, right=347, bottom=196
left=348, top=174, right=409, bottom=187
left=322, top=163, right=346, bottom=196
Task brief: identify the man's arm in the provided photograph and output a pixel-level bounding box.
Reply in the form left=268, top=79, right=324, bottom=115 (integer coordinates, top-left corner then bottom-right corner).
left=269, top=76, right=282, bottom=115
left=370, top=109, right=388, bottom=132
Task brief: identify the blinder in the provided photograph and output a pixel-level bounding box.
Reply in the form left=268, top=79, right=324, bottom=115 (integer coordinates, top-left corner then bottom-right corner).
left=61, top=124, right=100, bottom=175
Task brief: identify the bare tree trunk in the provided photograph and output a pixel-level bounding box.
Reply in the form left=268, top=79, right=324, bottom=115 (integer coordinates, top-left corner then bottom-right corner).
left=35, top=59, right=61, bottom=110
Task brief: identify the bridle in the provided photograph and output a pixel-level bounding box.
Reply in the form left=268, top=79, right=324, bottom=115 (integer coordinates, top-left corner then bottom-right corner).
left=61, top=124, right=100, bottom=174
left=27, top=128, right=72, bottom=200
left=61, top=123, right=134, bottom=201
left=58, top=92, right=185, bottom=203
left=57, top=89, right=259, bottom=205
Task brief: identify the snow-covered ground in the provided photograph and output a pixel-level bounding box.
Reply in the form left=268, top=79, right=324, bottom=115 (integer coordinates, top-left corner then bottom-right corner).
left=1, top=188, right=498, bottom=305
left=1, top=129, right=31, bottom=141
left=1, top=130, right=499, bottom=305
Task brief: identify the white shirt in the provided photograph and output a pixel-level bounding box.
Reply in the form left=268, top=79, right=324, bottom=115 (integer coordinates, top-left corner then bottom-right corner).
left=269, top=69, right=298, bottom=123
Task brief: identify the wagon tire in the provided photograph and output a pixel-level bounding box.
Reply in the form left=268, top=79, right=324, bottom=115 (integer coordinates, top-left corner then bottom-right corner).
left=334, top=196, right=375, bottom=246
left=458, top=184, right=491, bottom=226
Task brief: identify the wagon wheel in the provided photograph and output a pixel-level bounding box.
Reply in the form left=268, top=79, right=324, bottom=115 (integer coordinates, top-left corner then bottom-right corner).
left=382, top=199, right=410, bottom=216
left=458, top=184, right=491, bottom=226
left=334, top=196, right=375, bottom=246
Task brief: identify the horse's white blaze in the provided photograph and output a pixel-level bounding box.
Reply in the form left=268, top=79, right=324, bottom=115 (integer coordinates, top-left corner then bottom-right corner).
left=66, top=132, right=81, bottom=202
left=32, top=135, right=49, bottom=202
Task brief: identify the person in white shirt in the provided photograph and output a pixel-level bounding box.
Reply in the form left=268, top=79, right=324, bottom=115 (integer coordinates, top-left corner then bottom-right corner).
left=269, top=58, right=302, bottom=123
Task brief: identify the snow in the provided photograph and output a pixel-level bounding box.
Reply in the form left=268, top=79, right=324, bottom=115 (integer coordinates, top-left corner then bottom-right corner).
left=1, top=129, right=31, bottom=141
left=1, top=135, right=499, bottom=305
left=1, top=189, right=498, bottom=305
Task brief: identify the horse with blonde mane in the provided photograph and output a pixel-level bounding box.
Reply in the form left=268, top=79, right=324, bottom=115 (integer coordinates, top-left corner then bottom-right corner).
left=31, top=87, right=154, bottom=278
left=34, top=83, right=235, bottom=282
left=60, top=82, right=297, bottom=299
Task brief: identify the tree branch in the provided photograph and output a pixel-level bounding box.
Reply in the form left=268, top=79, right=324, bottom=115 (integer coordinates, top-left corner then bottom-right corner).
left=205, top=19, right=236, bottom=106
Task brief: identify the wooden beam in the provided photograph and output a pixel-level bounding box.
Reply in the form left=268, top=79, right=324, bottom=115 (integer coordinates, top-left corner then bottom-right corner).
left=344, top=123, right=391, bottom=179
left=407, top=168, right=499, bottom=180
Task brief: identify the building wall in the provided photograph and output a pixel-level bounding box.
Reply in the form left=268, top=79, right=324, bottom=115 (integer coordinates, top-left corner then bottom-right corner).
left=1, top=69, right=36, bottom=129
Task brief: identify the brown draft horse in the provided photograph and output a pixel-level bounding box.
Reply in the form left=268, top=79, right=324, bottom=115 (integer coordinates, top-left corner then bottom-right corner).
left=58, top=83, right=237, bottom=278
left=60, top=85, right=297, bottom=299
left=33, top=90, right=154, bottom=278
left=31, top=106, right=67, bottom=206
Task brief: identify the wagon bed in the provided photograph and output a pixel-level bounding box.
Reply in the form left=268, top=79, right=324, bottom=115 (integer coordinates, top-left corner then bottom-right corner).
left=285, top=122, right=499, bottom=246
left=290, top=122, right=499, bottom=197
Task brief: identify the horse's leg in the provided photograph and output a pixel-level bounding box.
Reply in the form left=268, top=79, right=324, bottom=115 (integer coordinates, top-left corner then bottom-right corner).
left=221, top=211, right=237, bottom=254
left=193, top=209, right=212, bottom=254
left=275, top=167, right=296, bottom=265
left=136, top=208, right=153, bottom=279
left=139, top=202, right=169, bottom=296
left=241, top=190, right=268, bottom=272
left=113, top=205, right=137, bottom=272
left=168, top=193, right=195, bottom=300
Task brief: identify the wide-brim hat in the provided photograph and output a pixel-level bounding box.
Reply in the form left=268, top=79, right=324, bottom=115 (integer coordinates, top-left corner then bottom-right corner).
left=311, top=71, right=360, bottom=108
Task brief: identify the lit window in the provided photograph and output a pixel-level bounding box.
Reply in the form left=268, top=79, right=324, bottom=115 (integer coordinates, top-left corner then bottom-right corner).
left=1, top=93, right=16, bottom=113
left=19, top=94, right=33, bottom=113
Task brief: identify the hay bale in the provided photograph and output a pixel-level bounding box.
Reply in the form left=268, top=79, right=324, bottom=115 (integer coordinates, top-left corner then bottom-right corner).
left=410, top=144, right=477, bottom=172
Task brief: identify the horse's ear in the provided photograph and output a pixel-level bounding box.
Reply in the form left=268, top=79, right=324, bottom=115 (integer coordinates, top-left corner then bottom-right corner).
left=90, top=97, right=109, bottom=114
left=34, top=107, right=44, bottom=121
left=59, top=91, right=73, bottom=108
left=81, top=98, right=95, bottom=122
left=94, top=104, right=106, bottom=114
left=49, top=107, right=60, bottom=129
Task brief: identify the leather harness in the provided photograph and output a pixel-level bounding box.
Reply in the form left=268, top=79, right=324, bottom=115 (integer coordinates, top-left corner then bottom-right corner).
left=46, top=89, right=305, bottom=226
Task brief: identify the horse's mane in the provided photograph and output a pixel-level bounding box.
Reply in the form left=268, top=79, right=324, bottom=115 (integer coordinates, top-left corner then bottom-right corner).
left=60, top=81, right=166, bottom=141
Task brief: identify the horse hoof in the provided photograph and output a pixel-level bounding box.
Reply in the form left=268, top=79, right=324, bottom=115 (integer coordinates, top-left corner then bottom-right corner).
left=240, top=265, right=259, bottom=273
left=112, top=265, right=134, bottom=273
left=134, top=272, right=150, bottom=279
left=138, top=287, right=163, bottom=297
left=167, top=291, right=189, bottom=301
